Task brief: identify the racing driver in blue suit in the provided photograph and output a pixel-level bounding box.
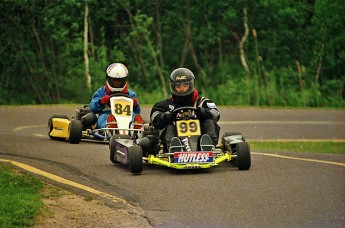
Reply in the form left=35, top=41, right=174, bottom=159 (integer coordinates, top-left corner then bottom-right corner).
left=90, top=63, right=143, bottom=132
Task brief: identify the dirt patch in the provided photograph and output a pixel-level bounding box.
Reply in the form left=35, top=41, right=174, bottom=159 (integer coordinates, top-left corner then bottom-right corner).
left=35, top=184, right=152, bottom=227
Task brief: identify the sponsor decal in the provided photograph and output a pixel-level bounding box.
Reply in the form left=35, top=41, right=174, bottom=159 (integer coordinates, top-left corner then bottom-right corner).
left=174, top=152, right=214, bottom=163
left=175, top=110, right=196, bottom=119
left=184, top=165, right=202, bottom=169
left=181, top=138, right=191, bottom=152
left=176, top=75, right=186, bottom=80
left=207, top=102, right=217, bottom=109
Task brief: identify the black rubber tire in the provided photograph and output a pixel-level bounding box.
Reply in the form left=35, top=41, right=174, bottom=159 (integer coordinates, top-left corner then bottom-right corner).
left=47, top=115, right=69, bottom=140
left=109, top=134, right=131, bottom=164
left=236, top=142, right=251, bottom=170
left=128, top=145, right=143, bottom=174
left=68, top=120, right=82, bottom=144
left=81, top=113, right=98, bottom=128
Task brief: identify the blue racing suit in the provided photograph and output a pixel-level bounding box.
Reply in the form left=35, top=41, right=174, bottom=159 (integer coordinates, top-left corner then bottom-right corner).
left=90, top=86, right=141, bottom=128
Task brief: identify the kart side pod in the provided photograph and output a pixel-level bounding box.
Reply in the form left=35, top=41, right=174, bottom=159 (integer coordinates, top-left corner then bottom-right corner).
left=221, top=133, right=245, bottom=152
left=48, top=117, right=70, bottom=139
left=48, top=116, right=83, bottom=144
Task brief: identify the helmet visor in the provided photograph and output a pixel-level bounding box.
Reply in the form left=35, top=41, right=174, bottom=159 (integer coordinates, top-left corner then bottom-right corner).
left=106, top=75, right=127, bottom=89
left=170, top=80, right=194, bottom=96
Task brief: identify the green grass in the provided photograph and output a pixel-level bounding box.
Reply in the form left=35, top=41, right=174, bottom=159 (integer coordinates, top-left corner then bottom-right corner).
left=0, top=163, right=44, bottom=227
left=250, top=141, right=345, bottom=154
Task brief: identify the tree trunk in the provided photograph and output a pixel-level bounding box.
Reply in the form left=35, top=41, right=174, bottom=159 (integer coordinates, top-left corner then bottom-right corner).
left=238, top=7, right=251, bottom=105
left=155, top=0, right=164, bottom=66
left=315, top=42, right=324, bottom=83
left=217, top=37, right=224, bottom=80
left=125, top=7, right=168, bottom=98
left=180, top=18, right=190, bottom=67
left=124, top=8, right=149, bottom=89
left=84, top=3, right=92, bottom=93
left=12, top=40, right=44, bottom=103
left=146, top=36, right=168, bottom=98
left=239, top=7, right=250, bottom=74
left=89, top=17, right=96, bottom=59
left=180, top=0, right=205, bottom=85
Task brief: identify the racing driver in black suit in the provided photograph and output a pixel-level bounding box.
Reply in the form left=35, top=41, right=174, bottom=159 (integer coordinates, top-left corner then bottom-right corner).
left=145, top=67, right=221, bottom=153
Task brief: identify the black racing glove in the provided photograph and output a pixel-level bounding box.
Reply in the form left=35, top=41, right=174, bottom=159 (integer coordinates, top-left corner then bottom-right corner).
left=161, top=111, right=174, bottom=124
left=197, top=107, right=212, bottom=120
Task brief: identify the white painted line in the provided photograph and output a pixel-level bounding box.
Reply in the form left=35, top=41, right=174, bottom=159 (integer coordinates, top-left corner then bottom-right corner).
left=249, top=139, right=345, bottom=142
left=218, top=121, right=345, bottom=125
left=252, top=152, right=345, bottom=167
left=13, top=125, right=46, bottom=132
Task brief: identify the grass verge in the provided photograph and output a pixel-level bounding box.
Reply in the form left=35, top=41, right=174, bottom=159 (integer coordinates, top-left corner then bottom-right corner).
left=0, top=163, right=44, bottom=227
left=250, top=141, right=345, bottom=154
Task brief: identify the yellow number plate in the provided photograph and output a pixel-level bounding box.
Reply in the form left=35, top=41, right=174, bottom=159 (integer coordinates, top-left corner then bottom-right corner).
left=112, top=100, right=132, bottom=117
left=176, top=119, right=201, bottom=137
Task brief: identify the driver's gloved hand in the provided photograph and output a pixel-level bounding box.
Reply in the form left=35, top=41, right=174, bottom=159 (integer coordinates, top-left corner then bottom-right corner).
left=99, top=95, right=110, bottom=105
left=197, top=107, right=212, bottom=120
left=161, top=111, right=174, bottom=124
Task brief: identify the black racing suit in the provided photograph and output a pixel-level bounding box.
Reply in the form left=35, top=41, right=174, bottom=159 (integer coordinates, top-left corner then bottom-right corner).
left=150, top=96, right=220, bottom=151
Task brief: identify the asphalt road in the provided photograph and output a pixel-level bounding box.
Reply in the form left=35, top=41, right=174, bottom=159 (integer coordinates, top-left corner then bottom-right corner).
left=1, top=105, right=344, bottom=227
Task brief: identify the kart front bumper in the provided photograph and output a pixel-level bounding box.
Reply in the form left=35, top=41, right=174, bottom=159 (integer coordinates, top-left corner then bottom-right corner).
left=144, top=152, right=234, bottom=169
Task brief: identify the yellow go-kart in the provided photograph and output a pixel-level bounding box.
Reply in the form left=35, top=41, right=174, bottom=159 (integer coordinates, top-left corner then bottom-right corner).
left=140, top=107, right=251, bottom=171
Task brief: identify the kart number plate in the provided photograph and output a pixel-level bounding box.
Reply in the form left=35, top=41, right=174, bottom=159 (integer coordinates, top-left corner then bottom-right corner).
left=176, top=119, right=201, bottom=137
left=111, top=99, right=132, bottom=117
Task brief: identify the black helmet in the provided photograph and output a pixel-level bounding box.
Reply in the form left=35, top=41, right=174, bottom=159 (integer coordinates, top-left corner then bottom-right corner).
left=169, top=68, right=195, bottom=97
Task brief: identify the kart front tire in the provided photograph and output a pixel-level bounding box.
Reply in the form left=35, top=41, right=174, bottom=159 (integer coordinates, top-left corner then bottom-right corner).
left=128, top=145, right=143, bottom=174
left=236, top=142, right=251, bottom=170
left=48, top=115, right=69, bottom=140
left=68, top=120, right=82, bottom=144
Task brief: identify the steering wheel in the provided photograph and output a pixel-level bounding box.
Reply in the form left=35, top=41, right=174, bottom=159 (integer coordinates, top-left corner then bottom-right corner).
left=109, top=93, right=131, bottom=99
left=171, top=106, right=198, bottom=120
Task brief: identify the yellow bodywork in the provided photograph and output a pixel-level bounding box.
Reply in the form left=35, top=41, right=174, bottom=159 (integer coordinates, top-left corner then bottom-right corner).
left=144, top=152, right=233, bottom=170
left=49, top=118, right=70, bottom=138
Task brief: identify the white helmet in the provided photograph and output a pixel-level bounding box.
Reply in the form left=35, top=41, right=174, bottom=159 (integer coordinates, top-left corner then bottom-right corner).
left=106, top=63, right=128, bottom=92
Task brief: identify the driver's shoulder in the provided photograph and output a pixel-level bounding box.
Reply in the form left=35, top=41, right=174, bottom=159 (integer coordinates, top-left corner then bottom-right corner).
left=197, top=96, right=211, bottom=106
left=152, top=98, right=171, bottom=110
left=126, top=89, right=137, bottom=97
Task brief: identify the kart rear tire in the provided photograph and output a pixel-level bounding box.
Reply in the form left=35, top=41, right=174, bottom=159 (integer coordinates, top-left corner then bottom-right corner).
left=68, top=120, right=82, bottom=144
left=128, top=145, right=143, bottom=174
left=109, top=134, right=131, bottom=164
left=236, top=142, right=251, bottom=170
left=81, top=112, right=98, bottom=130
left=48, top=115, right=69, bottom=140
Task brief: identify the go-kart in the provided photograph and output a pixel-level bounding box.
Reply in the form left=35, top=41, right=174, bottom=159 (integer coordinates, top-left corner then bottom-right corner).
left=141, top=107, right=251, bottom=171
left=47, top=94, right=145, bottom=174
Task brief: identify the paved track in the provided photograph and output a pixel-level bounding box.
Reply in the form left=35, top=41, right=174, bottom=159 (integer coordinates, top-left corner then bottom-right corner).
left=1, top=105, right=344, bottom=227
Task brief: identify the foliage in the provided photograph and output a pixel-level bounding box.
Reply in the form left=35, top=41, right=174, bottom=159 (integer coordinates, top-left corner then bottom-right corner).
left=0, top=0, right=344, bottom=106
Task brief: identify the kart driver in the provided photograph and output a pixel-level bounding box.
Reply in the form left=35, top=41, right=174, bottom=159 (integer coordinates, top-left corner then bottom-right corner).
left=90, top=62, right=143, bottom=132
left=145, top=67, right=220, bottom=152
